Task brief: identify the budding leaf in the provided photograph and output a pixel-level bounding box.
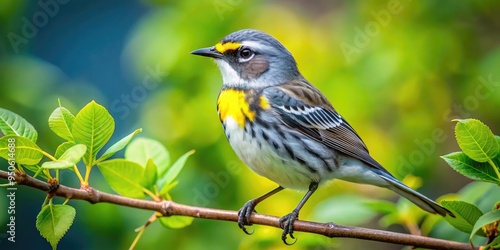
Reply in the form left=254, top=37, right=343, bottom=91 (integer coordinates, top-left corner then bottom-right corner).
left=72, top=101, right=114, bottom=165
left=97, top=128, right=142, bottom=163
left=48, top=107, right=75, bottom=142
left=158, top=150, right=194, bottom=189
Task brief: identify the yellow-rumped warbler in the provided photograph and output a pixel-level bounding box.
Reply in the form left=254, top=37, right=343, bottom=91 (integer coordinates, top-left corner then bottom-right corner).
left=191, top=29, right=454, bottom=243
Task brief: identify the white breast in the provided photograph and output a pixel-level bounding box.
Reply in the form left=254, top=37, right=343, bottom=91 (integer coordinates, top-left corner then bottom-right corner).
left=223, top=117, right=316, bottom=190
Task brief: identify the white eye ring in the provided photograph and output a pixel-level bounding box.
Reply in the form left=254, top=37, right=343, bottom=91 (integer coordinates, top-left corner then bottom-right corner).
left=238, top=48, right=254, bottom=62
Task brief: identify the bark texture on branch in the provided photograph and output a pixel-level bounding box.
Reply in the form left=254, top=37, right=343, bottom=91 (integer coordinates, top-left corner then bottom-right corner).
left=0, top=170, right=474, bottom=250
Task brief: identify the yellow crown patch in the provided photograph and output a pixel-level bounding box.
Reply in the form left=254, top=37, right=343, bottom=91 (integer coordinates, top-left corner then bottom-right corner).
left=215, top=41, right=241, bottom=53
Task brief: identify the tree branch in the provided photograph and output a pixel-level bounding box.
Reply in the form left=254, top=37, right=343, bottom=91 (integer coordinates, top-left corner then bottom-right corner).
left=0, top=170, right=474, bottom=250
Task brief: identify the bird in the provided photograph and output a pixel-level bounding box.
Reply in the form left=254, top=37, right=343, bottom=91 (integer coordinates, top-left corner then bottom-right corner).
left=191, top=29, right=454, bottom=244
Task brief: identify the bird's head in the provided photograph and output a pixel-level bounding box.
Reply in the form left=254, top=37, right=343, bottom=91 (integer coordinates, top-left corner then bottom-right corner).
left=191, top=29, right=300, bottom=89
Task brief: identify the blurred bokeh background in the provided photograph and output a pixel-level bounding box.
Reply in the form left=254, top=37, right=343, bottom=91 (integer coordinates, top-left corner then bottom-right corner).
left=1, top=0, right=500, bottom=249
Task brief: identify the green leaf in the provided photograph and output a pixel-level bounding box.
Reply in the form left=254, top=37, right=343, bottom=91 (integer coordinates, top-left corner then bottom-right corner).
left=72, top=101, right=115, bottom=165
left=48, top=107, right=75, bottom=141
left=58, top=144, right=86, bottom=163
left=42, top=160, right=74, bottom=169
left=97, top=128, right=142, bottom=162
left=159, top=216, right=194, bottom=229
left=54, top=141, right=76, bottom=159
left=141, top=158, right=158, bottom=190
left=36, top=204, right=76, bottom=250
left=125, top=137, right=170, bottom=175
left=97, top=159, right=146, bottom=198
left=470, top=210, right=500, bottom=241
left=159, top=180, right=179, bottom=197
left=158, top=150, right=194, bottom=188
left=442, top=152, right=500, bottom=184
left=442, top=200, right=485, bottom=235
left=0, top=135, right=43, bottom=165
left=0, top=107, right=38, bottom=142
left=454, top=119, right=499, bottom=162
left=42, top=144, right=86, bottom=170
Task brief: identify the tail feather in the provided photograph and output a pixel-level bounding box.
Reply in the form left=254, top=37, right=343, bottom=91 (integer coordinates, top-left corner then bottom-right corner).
left=377, top=174, right=455, bottom=217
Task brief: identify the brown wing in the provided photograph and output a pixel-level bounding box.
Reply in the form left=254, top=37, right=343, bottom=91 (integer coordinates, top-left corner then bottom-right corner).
left=264, top=79, right=392, bottom=175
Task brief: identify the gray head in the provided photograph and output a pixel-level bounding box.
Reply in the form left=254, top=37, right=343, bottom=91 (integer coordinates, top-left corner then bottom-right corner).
left=191, top=29, right=301, bottom=88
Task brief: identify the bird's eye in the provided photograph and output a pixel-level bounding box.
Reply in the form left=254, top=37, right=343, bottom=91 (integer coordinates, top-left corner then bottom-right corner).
left=239, top=48, right=254, bottom=61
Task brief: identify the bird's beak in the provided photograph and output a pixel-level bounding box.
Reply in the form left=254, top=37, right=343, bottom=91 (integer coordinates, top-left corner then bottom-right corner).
left=190, top=46, right=223, bottom=59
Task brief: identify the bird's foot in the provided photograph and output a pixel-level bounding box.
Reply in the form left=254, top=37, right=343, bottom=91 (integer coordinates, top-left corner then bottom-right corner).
left=238, top=200, right=258, bottom=235
left=278, top=210, right=299, bottom=245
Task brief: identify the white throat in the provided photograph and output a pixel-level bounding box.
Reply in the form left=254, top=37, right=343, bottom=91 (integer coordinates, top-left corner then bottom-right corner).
left=215, top=59, right=242, bottom=85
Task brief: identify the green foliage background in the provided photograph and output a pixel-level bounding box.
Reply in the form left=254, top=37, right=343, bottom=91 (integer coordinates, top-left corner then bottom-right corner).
left=1, top=0, right=500, bottom=249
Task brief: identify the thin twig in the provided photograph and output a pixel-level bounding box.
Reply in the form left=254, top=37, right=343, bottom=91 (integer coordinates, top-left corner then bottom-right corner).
left=0, top=170, right=475, bottom=250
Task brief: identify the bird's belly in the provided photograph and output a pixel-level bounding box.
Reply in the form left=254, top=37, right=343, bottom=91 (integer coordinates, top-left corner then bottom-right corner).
left=223, top=117, right=322, bottom=190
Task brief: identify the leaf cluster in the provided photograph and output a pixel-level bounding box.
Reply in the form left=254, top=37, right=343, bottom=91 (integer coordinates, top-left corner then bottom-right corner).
left=441, top=119, right=500, bottom=249
left=0, top=101, right=194, bottom=249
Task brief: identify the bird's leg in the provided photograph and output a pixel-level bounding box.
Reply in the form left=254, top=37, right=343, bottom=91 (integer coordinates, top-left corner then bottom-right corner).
left=279, top=182, right=318, bottom=245
left=238, top=186, right=284, bottom=234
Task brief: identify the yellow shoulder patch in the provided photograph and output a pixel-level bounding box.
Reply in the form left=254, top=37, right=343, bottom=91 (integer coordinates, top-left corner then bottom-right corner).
left=259, top=96, right=270, bottom=110
left=215, top=41, right=241, bottom=53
